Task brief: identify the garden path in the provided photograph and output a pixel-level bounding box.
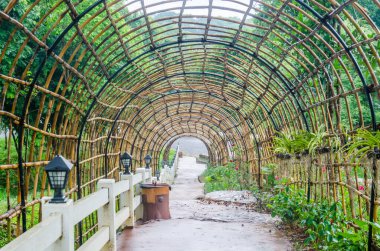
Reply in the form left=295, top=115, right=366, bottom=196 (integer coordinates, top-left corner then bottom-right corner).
left=117, top=156, right=292, bottom=251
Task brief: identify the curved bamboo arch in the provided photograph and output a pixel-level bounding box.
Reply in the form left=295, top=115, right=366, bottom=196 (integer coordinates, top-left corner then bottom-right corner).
left=116, top=93, right=257, bottom=158
left=0, top=0, right=380, bottom=246
left=139, top=115, right=243, bottom=163
left=151, top=121, right=230, bottom=165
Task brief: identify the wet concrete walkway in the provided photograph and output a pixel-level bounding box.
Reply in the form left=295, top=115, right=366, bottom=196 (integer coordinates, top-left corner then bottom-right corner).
left=117, top=157, right=292, bottom=251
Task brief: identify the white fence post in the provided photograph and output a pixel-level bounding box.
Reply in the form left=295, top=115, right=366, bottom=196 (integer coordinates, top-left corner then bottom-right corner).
left=160, top=167, right=166, bottom=183
left=120, top=172, right=135, bottom=228
left=97, top=179, right=116, bottom=251
left=145, top=168, right=152, bottom=182
left=159, top=146, right=180, bottom=184
left=135, top=168, right=145, bottom=221
left=41, top=198, right=75, bottom=251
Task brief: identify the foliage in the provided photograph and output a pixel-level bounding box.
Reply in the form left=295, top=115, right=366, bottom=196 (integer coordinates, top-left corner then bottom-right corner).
left=329, top=133, right=342, bottom=152
left=292, top=131, right=314, bottom=154
left=0, top=138, right=19, bottom=191
left=344, top=128, right=380, bottom=161
left=158, top=148, right=177, bottom=170
left=273, top=131, right=294, bottom=154
left=0, top=225, right=8, bottom=248
left=300, top=201, right=345, bottom=248
left=268, top=186, right=379, bottom=250
left=273, top=127, right=335, bottom=158
left=167, top=148, right=177, bottom=166
left=273, top=130, right=315, bottom=155
left=202, top=162, right=252, bottom=193
left=260, top=163, right=277, bottom=188
left=0, top=190, right=41, bottom=247
left=0, top=137, right=18, bottom=166
left=307, top=126, right=328, bottom=157
left=267, top=186, right=306, bottom=223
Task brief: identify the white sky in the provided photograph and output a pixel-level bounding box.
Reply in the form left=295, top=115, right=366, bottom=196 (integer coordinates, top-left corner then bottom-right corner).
left=126, top=0, right=250, bottom=19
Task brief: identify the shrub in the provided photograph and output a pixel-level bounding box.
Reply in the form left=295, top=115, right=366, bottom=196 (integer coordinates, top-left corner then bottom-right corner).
left=267, top=186, right=306, bottom=224
left=202, top=162, right=253, bottom=193
left=268, top=186, right=378, bottom=250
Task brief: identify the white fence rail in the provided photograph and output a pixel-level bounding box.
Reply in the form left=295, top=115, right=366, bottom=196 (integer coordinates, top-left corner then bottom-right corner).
left=1, top=168, right=152, bottom=251
left=159, top=146, right=180, bottom=184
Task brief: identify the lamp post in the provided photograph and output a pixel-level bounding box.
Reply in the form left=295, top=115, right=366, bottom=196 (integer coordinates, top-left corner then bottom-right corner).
left=144, top=154, right=152, bottom=169
left=44, top=155, right=73, bottom=203
left=120, top=152, right=132, bottom=174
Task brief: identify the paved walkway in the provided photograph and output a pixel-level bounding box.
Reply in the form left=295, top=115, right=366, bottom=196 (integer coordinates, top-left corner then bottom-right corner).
left=117, top=157, right=292, bottom=251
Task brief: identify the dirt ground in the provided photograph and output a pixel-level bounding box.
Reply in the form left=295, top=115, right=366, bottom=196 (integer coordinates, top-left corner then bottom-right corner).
left=117, top=156, right=292, bottom=251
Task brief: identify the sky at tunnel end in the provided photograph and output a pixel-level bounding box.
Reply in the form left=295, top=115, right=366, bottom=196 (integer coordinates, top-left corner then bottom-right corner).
left=172, top=137, right=209, bottom=157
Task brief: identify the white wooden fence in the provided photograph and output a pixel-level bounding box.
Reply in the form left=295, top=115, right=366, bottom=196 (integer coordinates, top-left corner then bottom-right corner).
left=159, top=146, right=180, bottom=184
left=1, top=168, right=152, bottom=251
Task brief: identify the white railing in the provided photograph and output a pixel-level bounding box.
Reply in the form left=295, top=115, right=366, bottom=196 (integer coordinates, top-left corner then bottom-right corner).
left=160, top=146, right=180, bottom=184
left=1, top=168, right=152, bottom=251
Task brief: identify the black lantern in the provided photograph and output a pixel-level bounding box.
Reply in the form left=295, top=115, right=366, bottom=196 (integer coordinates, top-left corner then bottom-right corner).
left=120, top=152, right=132, bottom=174
left=44, top=155, right=73, bottom=203
left=144, top=154, right=152, bottom=169
left=155, top=169, right=161, bottom=180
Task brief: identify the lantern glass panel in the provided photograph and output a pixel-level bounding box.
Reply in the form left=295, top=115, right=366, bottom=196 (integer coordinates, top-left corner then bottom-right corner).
left=48, top=171, right=67, bottom=189
left=145, top=156, right=151, bottom=164
left=122, top=158, right=130, bottom=167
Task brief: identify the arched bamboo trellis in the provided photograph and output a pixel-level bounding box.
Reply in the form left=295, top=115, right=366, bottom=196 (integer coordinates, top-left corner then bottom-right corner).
left=0, top=0, right=379, bottom=247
